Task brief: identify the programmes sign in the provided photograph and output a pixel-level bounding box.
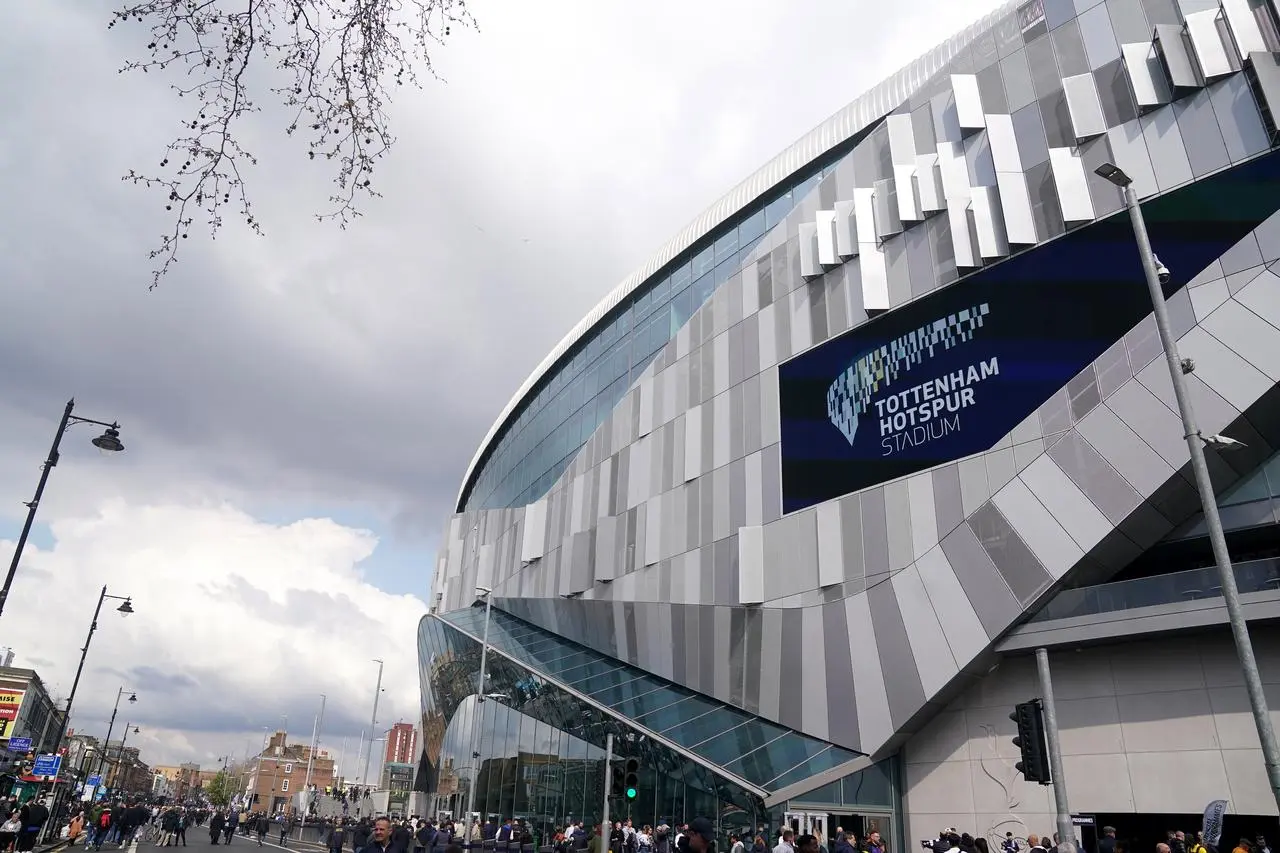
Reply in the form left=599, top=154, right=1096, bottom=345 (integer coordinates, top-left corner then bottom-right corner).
left=0, top=691, right=25, bottom=739
left=778, top=260, right=1157, bottom=514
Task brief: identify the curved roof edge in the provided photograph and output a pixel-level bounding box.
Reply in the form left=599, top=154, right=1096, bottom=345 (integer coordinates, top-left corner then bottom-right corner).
left=457, top=0, right=1016, bottom=512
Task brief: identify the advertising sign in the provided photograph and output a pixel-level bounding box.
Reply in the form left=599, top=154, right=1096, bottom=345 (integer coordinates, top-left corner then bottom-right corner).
left=6, top=737, right=30, bottom=753
left=0, top=691, right=25, bottom=740
left=779, top=267, right=1160, bottom=512
left=777, top=143, right=1280, bottom=514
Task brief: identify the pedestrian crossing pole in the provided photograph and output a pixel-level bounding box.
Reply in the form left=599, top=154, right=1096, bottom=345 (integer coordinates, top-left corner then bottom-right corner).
left=600, top=733, right=613, bottom=853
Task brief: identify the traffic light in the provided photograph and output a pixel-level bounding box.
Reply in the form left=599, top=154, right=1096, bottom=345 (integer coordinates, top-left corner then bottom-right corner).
left=1010, top=700, right=1051, bottom=784
left=623, top=759, right=639, bottom=800
left=610, top=761, right=624, bottom=800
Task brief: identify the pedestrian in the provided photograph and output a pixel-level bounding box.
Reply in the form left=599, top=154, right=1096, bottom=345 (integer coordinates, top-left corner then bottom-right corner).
left=280, top=814, right=296, bottom=847
left=223, top=812, right=237, bottom=846
left=176, top=809, right=188, bottom=847
left=211, top=813, right=226, bottom=846
left=16, top=797, right=49, bottom=853
left=256, top=814, right=270, bottom=847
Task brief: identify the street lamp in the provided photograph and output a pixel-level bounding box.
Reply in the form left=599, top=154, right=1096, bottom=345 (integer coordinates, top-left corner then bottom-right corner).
left=1, top=399, right=123, bottom=622
left=462, top=585, right=494, bottom=847
left=1097, top=162, right=1280, bottom=815
left=109, top=724, right=140, bottom=791
left=93, top=687, right=137, bottom=779
left=360, top=660, right=384, bottom=788
left=52, top=586, right=134, bottom=761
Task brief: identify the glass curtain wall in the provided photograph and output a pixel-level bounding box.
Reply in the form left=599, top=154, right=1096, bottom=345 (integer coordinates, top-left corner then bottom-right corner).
left=418, top=616, right=765, bottom=845
left=461, top=142, right=864, bottom=514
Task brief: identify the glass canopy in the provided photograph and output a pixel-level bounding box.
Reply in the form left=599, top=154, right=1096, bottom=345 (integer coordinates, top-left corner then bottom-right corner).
left=438, top=604, right=863, bottom=793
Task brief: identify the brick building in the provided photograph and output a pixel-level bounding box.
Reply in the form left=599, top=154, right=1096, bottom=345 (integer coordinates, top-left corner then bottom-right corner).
left=383, top=723, right=417, bottom=766
left=247, top=730, right=335, bottom=815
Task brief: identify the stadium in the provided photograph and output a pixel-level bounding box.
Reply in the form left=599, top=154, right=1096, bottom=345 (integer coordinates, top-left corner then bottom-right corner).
left=419, top=0, right=1280, bottom=846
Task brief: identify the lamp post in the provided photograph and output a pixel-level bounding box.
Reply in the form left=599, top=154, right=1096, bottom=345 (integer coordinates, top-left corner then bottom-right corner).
left=298, top=694, right=326, bottom=837
left=42, top=587, right=133, bottom=842
left=54, top=587, right=134, bottom=757
left=94, top=687, right=137, bottom=779
left=1096, top=162, right=1280, bottom=816
left=462, top=586, right=494, bottom=847
left=360, top=660, right=384, bottom=788
left=1, top=399, right=123, bottom=622
left=109, top=724, right=139, bottom=791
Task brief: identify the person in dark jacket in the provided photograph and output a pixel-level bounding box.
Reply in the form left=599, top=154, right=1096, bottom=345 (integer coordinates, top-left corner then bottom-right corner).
left=16, top=800, right=49, bottom=853
left=211, top=813, right=227, bottom=845
left=392, top=821, right=414, bottom=851
left=256, top=814, right=271, bottom=846
left=331, top=824, right=349, bottom=853
left=353, top=819, right=373, bottom=853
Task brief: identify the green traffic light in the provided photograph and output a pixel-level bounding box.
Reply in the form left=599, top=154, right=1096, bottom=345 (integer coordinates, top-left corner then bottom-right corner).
left=626, top=787, right=637, bottom=799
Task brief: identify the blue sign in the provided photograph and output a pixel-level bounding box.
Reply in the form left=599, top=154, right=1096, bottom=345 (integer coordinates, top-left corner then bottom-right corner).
left=778, top=147, right=1280, bottom=514
left=86, top=775, right=102, bottom=787
left=31, top=754, right=61, bottom=778
left=6, top=737, right=30, bottom=752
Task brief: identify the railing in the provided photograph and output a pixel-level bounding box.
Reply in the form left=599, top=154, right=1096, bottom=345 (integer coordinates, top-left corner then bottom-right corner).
left=1028, top=556, right=1280, bottom=623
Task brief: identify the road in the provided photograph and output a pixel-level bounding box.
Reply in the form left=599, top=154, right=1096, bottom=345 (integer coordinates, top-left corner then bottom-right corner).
left=119, top=826, right=326, bottom=853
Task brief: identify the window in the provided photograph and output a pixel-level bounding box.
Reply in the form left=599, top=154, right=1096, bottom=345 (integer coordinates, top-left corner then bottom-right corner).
left=283, top=763, right=293, bottom=774
left=281, top=779, right=289, bottom=792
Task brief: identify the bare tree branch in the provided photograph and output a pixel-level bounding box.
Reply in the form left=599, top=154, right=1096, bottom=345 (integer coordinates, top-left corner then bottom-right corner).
left=108, top=0, right=473, bottom=289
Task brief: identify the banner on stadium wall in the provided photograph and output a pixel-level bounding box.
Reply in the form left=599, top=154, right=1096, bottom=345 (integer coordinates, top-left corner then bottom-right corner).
left=778, top=145, right=1280, bottom=514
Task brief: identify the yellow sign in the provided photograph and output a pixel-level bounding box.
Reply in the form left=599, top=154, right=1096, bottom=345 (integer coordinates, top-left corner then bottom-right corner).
left=0, top=691, right=25, bottom=740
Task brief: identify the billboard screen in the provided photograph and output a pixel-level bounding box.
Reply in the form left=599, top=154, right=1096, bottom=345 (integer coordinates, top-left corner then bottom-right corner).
left=777, top=147, right=1280, bottom=514
left=778, top=263, right=1156, bottom=514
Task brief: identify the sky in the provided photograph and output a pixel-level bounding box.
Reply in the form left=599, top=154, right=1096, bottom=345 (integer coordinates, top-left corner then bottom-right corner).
left=0, top=0, right=1005, bottom=769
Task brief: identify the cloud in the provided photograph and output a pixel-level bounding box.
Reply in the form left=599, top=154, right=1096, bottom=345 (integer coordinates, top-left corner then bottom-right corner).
left=0, top=0, right=1008, bottom=766
left=0, top=501, right=424, bottom=768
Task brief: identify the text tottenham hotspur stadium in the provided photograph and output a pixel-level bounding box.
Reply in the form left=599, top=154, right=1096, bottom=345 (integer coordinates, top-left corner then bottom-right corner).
left=826, top=303, right=996, bottom=456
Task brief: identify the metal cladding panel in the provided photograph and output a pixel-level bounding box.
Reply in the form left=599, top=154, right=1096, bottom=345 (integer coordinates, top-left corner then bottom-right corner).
left=853, top=187, right=890, bottom=308
left=894, top=164, right=924, bottom=222
left=1048, top=146, right=1097, bottom=223
left=970, top=185, right=1010, bottom=258
left=873, top=178, right=905, bottom=238
left=949, top=203, right=979, bottom=268
left=1123, top=41, right=1174, bottom=109
left=799, top=222, right=821, bottom=278
left=916, top=153, right=947, bottom=212
left=886, top=113, right=919, bottom=165
left=520, top=499, right=548, bottom=562
left=816, top=210, right=839, bottom=266
left=738, top=525, right=765, bottom=604
left=834, top=200, right=859, bottom=257
left=937, top=141, right=973, bottom=202
left=861, top=251, right=891, bottom=311
left=1185, top=9, right=1242, bottom=79
left=1250, top=51, right=1280, bottom=130
left=952, top=73, right=987, bottom=133
left=1221, top=0, right=1272, bottom=56
left=1063, top=73, right=1109, bottom=139
left=1155, top=23, right=1206, bottom=90
left=854, top=187, right=879, bottom=245
left=987, top=113, right=1024, bottom=172
left=995, top=171, right=1039, bottom=245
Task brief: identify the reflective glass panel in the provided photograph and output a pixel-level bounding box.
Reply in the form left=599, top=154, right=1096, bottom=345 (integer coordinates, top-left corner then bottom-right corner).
left=437, top=604, right=863, bottom=796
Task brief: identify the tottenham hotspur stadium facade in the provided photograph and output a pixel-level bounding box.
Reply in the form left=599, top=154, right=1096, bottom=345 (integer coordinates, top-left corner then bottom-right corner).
left=418, top=0, right=1280, bottom=846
